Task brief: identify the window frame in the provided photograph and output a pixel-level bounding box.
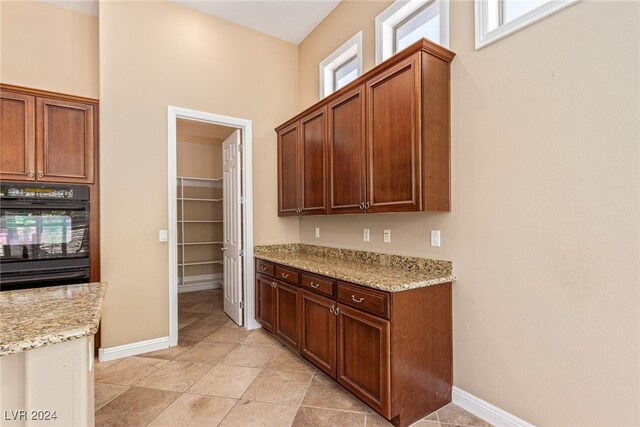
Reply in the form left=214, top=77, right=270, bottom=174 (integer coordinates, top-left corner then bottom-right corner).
left=319, top=31, right=363, bottom=99
left=375, top=0, right=450, bottom=65
left=475, top=0, right=580, bottom=49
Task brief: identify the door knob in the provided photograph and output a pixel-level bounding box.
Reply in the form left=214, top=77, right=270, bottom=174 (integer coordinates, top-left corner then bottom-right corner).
left=37, top=171, right=44, bottom=178
left=27, top=171, right=35, bottom=178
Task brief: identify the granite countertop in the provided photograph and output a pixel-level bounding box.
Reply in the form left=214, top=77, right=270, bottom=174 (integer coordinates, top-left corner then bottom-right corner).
left=254, top=244, right=455, bottom=292
left=0, top=282, right=107, bottom=357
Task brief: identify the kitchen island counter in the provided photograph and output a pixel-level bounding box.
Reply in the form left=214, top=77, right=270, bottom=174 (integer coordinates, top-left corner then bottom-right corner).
left=0, top=282, right=107, bottom=357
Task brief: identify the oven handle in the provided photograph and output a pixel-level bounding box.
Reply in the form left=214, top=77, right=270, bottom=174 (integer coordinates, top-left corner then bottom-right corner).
left=1, top=271, right=88, bottom=285
left=0, top=201, right=88, bottom=210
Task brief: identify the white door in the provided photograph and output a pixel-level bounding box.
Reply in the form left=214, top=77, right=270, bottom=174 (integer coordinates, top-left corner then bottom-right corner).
left=223, top=130, right=243, bottom=325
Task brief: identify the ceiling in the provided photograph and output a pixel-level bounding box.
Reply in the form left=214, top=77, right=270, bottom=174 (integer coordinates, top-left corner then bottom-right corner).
left=40, top=0, right=340, bottom=44
left=177, top=119, right=237, bottom=141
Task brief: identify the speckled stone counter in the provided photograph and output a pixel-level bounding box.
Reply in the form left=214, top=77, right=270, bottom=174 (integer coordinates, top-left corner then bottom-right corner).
left=254, top=244, right=454, bottom=292
left=0, top=282, right=107, bottom=357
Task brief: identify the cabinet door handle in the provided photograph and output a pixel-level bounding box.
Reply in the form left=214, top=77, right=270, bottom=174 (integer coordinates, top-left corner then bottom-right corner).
left=260, top=266, right=267, bottom=271
left=364, top=202, right=370, bottom=209
left=281, top=273, right=290, bottom=279
left=329, top=305, right=335, bottom=314
left=27, top=171, right=35, bottom=178
left=359, top=202, right=365, bottom=209
left=351, top=295, right=365, bottom=303
left=37, top=171, right=44, bottom=178
left=310, top=282, right=320, bottom=289
left=334, top=307, right=340, bottom=316
left=271, top=281, right=277, bottom=288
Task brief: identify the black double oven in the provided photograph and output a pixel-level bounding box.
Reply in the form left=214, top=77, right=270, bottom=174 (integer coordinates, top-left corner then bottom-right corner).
left=0, top=182, right=90, bottom=291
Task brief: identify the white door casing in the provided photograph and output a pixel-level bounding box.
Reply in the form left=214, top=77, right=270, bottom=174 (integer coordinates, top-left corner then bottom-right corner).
left=168, top=106, right=257, bottom=349
left=223, top=130, right=243, bottom=326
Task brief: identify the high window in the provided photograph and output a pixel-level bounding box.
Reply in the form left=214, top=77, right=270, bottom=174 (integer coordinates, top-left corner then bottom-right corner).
left=475, top=0, right=580, bottom=49
left=319, top=32, right=363, bottom=98
left=376, top=0, right=449, bottom=64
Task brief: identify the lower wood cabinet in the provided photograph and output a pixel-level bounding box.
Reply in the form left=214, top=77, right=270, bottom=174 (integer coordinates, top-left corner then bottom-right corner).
left=337, top=303, right=391, bottom=417
left=300, top=290, right=337, bottom=378
left=255, top=259, right=452, bottom=427
left=274, top=280, right=299, bottom=349
left=255, top=274, right=276, bottom=332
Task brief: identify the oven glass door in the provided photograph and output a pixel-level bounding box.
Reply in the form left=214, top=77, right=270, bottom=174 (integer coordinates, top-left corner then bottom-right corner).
left=0, top=204, right=89, bottom=262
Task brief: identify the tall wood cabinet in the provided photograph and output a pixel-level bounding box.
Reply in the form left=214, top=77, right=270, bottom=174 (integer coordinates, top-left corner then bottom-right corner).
left=276, top=38, right=455, bottom=216
left=0, top=84, right=101, bottom=349
left=0, top=87, right=97, bottom=184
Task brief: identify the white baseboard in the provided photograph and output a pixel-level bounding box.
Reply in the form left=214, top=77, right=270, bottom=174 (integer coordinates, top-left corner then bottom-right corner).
left=452, top=387, right=534, bottom=427
left=98, top=336, right=170, bottom=362
left=178, top=273, right=222, bottom=293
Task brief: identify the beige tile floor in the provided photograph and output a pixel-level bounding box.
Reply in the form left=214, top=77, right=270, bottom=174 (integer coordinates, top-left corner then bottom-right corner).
left=95, top=289, right=493, bottom=427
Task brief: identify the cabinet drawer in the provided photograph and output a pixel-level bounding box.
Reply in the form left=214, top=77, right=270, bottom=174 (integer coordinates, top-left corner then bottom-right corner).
left=337, top=282, right=390, bottom=319
left=256, top=260, right=274, bottom=277
left=275, top=265, right=299, bottom=286
left=301, top=273, right=335, bottom=297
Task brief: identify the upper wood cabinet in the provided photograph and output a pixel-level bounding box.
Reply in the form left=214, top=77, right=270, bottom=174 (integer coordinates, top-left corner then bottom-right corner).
left=0, top=91, right=35, bottom=181
left=37, top=97, right=95, bottom=183
left=327, top=86, right=366, bottom=214
left=277, top=106, right=327, bottom=216
left=276, top=39, right=455, bottom=216
left=0, top=85, right=97, bottom=184
left=366, top=54, right=421, bottom=213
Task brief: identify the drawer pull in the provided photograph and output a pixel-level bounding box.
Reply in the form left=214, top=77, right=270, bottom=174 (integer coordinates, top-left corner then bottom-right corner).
left=271, top=281, right=277, bottom=288
left=281, top=273, right=290, bottom=279
left=260, top=266, right=267, bottom=271
left=334, top=307, right=340, bottom=316
left=329, top=305, right=335, bottom=314
left=310, top=282, right=320, bottom=288
left=351, top=295, right=365, bottom=303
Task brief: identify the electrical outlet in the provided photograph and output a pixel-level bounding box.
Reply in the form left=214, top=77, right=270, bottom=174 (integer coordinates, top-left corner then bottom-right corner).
left=431, top=230, right=441, bottom=247
left=159, top=230, right=168, bottom=242
left=363, top=228, right=370, bottom=242
left=315, top=227, right=320, bottom=238
left=383, top=229, right=391, bottom=243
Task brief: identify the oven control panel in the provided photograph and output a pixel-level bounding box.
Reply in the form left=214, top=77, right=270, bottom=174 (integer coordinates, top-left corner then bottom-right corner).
left=0, top=183, right=89, bottom=200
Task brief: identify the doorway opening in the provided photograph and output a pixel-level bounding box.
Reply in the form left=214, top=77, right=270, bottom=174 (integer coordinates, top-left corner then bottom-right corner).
left=168, top=106, right=257, bottom=348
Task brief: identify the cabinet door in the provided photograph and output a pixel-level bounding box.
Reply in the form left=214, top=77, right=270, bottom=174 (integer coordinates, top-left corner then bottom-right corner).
left=328, top=86, right=366, bottom=214
left=337, top=303, right=391, bottom=417
left=255, top=274, right=276, bottom=332
left=366, top=53, right=421, bottom=213
left=300, top=290, right=337, bottom=378
left=299, top=108, right=327, bottom=215
left=277, top=122, right=300, bottom=215
left=275, top=280, right=300, bottom=349
left=0, top=91, right=36, bottom=181
left=36, top=97, right=95, bottom=183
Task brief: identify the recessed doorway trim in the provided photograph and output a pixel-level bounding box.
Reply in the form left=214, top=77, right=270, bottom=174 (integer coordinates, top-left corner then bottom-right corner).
left=167, top=105, right=257, bottom=348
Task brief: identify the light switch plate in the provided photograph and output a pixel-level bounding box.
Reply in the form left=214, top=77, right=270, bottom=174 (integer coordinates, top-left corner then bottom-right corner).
left=315, top=227, right=320, bottom=238
left=383, top=229, right=391, bottom=243
left=363, top=228, right=370, bottom=242
left=431, top=230, right=441, bottom=247
left=159, top=229, right=168, bottom=242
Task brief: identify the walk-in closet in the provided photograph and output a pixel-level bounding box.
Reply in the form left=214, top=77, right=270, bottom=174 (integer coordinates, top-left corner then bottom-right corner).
left=176, top=119, right=234, bottom=293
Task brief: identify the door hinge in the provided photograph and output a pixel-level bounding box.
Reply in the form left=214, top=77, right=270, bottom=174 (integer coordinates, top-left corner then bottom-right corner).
left=239, top=249, right=244, bottom=257
left=239, top=301, right=245, bottom=309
